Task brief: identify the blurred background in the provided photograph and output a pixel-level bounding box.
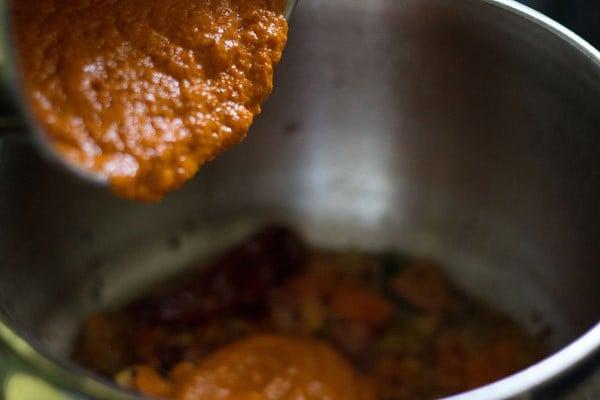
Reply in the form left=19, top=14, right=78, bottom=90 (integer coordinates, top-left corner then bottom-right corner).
left=520, top=0, right=600, bottom=48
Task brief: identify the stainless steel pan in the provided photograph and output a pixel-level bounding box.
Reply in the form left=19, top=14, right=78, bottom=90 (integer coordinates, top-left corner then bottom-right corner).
left=0, top=0, right=598, bottom=399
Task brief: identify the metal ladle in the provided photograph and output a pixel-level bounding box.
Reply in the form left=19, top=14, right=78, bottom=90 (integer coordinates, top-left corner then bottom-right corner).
left=0, top=0, right=298, bottom=187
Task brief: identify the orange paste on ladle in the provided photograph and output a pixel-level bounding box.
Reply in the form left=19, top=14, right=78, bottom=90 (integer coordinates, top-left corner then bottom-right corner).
left=13, top=0, right=288, bottom=201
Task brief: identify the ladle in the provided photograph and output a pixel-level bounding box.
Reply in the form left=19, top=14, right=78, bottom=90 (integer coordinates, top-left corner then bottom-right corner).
left=0, top=0, right=297, bottom=187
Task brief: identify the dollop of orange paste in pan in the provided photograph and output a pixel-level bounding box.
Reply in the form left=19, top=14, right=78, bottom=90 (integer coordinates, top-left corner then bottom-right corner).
left=132, top=335, right=376, bottom=400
